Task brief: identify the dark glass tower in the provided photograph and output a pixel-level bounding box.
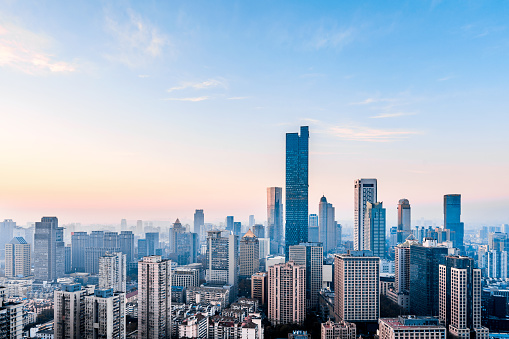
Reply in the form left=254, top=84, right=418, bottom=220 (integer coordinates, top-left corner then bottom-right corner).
left=285, top=126, right=309, bottom=258
left=444, top=194, right=464, bottom=249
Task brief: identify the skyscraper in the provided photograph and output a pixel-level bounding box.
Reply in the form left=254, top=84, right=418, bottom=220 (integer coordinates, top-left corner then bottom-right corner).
left=444, top=194, right=464, bottom=249
left=194, top=209, right=204, bottom=239
left=308, top=214, right=319, bottom=243
left=364, top=202, right=386, bottom=258
left=289, top=242, right=323, bottom=310
left=138, top=256, right=172, bottom=339
left=319, top=196, right=336, bottom=254
left=240, top=230, right=260, bottom=278
left=334, top=251, right=379, bottom=322
left=54, top=283, right=87, bottom=339
left=136, top=220, right=143, bottom=234
left=268, top=261, right=306, bottom=325
left=34, top=216, right=65, bottom=281
left=146, top=232, right=159, bottom=256
left=439, top=256, right=488, bottom=339
left=120, top=218, right=127, bottom=231
left=104, top=231, right=119, bottom=248
left=397, top=199, right=411, bottom=243
left=249, top=215, right=255, bottom=227
left=251, top=272, right=268, bottom=306
left=354, top=179, right=377, bottom=251
left=205, top=230, right=239, bottom=294
left=99, top=252, right=127, bottom=292
left=119, top=231, right=135, bottom=263
left=234, top=222, right=242, bottom=236
left=169, top=219, right=199, bottom=265
left=84, top=289, right=126, bottom=339
left=285, top=126, right=309, bottom=257
left=0, top=219, right=15, bottom=256
left=71, top=231, right=89, bottom=272
left=225, top=216, right=234, bottom=231
left=5, top=237, right=31, bottom=278
left=267, top=187, right=283, bottom=251
left=252, top=224, right=265, bottom=239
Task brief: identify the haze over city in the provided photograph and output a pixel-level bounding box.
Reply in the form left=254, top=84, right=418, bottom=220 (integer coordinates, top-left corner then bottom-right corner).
left=1, top=1, right=508, bottom=226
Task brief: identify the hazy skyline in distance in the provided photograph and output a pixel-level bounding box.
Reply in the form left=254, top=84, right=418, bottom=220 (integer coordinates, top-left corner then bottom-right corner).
left=1, top=1, right=508, bottom=227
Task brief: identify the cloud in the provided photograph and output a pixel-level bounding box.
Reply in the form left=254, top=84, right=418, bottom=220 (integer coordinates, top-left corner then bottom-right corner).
left=349, top=97, right=396, bottom=105
left=437, top=76, right=453, bottom=82
left=227, top=96, right=249, bottom=100
left=370, top=112, right=416, bottom=119
left=104, top=9, right=169, bottom=67
left=328, top=125, right=420, bottom=142
left=163, top=96, right=210, bottom=102
left=0, top=21, right=76, bottom=74
left=305, top=24, right=355, bottom=50
left=138, top=74, right=150, bottom=78
left=167, top=79, right=226, bottom=92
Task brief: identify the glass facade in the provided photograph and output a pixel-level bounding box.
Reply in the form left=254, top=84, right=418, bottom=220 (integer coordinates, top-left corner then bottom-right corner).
left=444, top=194, right=464, bottom=248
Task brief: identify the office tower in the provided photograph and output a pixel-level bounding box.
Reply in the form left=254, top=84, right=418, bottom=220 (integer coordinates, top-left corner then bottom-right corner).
left=138, top=256, right=172, bottom=339
left=397, top=199, right=411, bottom=243
left=84, top=289, right=126, bottom=339
left=364, top=202, right=386, bottom=258
left=251, top=272, right=268, bottom=305
left=119, top=231, right=135, bottom=263
left=121, top=218, right=127, bottom=231
left=65, top=245, right=72, bottom=274
left=439, top=256, right=488, bottom=339
left=172, top=267, right=200, bottom=288
left=487, top=250, right=508, bottom=279
left=444, top=194, right=464, bottom=249
left=394, top=238, right=417, bottom=311
left=252, top=224, right=265, bottom=239
left=205, top=230, right=239, bottom=292
left=34, top=216, right=65, bottom=281
left=104, top=231, right=119, bottom=248
left=249, top=215, right=255, bottom=227
left=308, top=214, right=319, bottom=243
left=234, top=222, right=242, bottom=236
left=268, top=261, right=306, bottom=325
left=99, top=252, right=127, bottom=292
left=285, top=126, right=309, bottom=258
left=0, top=219, right=15, bottom=256
left=89, top=231, right=104, bottom=247
left=239, top=230, right=260, bottom=278
left=409, top=240, right=449, bottom=316
left=169, top=219, right=199, bottom=265
left=354, top=179, right=377, bottom=251
left=267, top=187, right=284, bottom=251
left=319, top=196, right=336, bottom=254
left=138, top=239, right=147, bottom=259
left=334, top=251, right=379, bottom=322
left=336, top=223, right=342, bottom=247
left=136, top=220, right=143, bottom=234
left=145, top=232, right=159, bottom=256
left=194, top=209, right=204, bottom=239
left=54, top=283, right=87, bottom=338
left=289, top=242, right=323, bottom=310
left=321, top=320, right=357, bottom=339
left=488, top=232, right=508, bottom=251
left=5, top=237, right=31, bottom=278
left=71, top=232, right=89, bottom=272
left=226, top=216, right=234, bottom=231
left=378, top=317, right=446, bottom=339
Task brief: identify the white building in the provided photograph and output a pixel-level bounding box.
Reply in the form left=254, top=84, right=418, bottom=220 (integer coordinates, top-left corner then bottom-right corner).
left=378, top=316, right=445, bottom=339
left=354, top=179, right=377, bottom=251
left=54, top=284, right=87, bottom=339
left=172, top=267, right=200, bottom=288
left=321, top=319, right=356, bottom=339
left=5, top=237, right=31, bottom=278
left=84, top=289, right=126, bottom=339
left=268, top=261, right=305, bottom=325
left=99, top=252, right=127, bottom=292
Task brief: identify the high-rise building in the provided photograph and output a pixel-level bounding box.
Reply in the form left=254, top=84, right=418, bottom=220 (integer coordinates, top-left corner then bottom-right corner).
left=334, top=251, right=379, bottom=322
left=99, top=252, right=127, bottom=292
left=308, top=214, right=319, bottom=243
left=319, top=196, right=336, bottom=254
left=321, top=320, right=357, bottom=339
left=267, top=187, right=284, bottom=248
left=251, top=272, right=268, bottom=306
left=65, top=245, right=72, bottom=274
left=104, top=232, right=119, bottom=248
left=89, top=231, right=105, bottom=248
left=5, top=237, right=31, bottom=278
left=138, top=239, right=147, bottom=259
left=136, top=220, right=143, bottom=234
left=206, top=230, right=239, bottom=296
left=289, top=242, right=323, bottom=310
left=487, top=250, right=508, bottom=279
left=225, top=216, right=234, bottom=232
left=72, top=231, right=89, bottom=272
left=169, top=219, right=199, bottom=265
left=138, top=256, right=172, bottom=339
left=0, top=219, right=15, bottom=257
left=439, top=256, right=488, bottom=339
left=444, top=194, right=464, bottom=249
left=336, top=223, right=342, bottom=248
left=488, top=232, right=508, bottom=251
left=354, top=179, right=377, bottom=251
left=393, top=237, right=418, bottom=311
left=252, top=224, right=265, bottom=239
left=119, top=231, right=135, bottom=263
left=285, top=126, right=309, bottom=258
left=145, top=232, right=159, bottom=256
left=84, top=289, right=126, bottom=339
left=0, top=286, right=23, bottom=338
left=194, top=209, right=204, bottom=240
left=268, top=261, right=306, bottom=325
left=54, top=283, right=87, bottom=339
left=120, top=218, right=127, bottom=231
left=233, top=222, right=242, bottom=236
left=397, top=199, right=411, bottom=243
left=34, top=216, right=65, bottom=281
left=409, top=240, right=449, bottom=316
left=239, top=230, right=260, bottom=278
left=364, top=202, right=386, bottom=258
left=249, top=215, right=255, bottom=227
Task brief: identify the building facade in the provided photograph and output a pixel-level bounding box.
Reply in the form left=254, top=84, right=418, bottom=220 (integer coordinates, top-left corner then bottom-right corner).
left=321, top=320, right=356, bottom=339
left=99, top=252, right=127, bottom=292
left=289, top=242, right=323, bottom=310
left=83, top=289, right=126, bottom=339
left=364, top=202, right=386, bottom=258
left=354, top=179, right=377, bottom=251
left=267, top=187, right=283, bottom=251
left=34, top=216, right=65, bottom=282
left=378, top=316, right=445, bottom=339
left=319, top=196, right=336, bottom=254
left=5, top=237, right=31, bottom=278
left=444, top=194, right=464, bottom=249
left=240, top=230, right=260, bottom=278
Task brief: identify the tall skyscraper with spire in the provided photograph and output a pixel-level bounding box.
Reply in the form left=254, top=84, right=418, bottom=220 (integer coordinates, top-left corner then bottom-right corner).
left=354, top=179, right=377, bottom=251
left=285, top=126, right=309, bottom=257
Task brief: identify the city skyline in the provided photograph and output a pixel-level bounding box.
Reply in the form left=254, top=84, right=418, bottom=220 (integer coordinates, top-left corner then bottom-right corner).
left=1, top=1, right=509, bottom=226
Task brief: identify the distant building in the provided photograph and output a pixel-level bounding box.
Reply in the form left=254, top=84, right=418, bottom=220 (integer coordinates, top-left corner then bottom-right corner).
left=5, top=237, right=31, bottom=278
left=252, top=224, right=265, bottom=239
left=319, top=196, right=336, bottom=254
left=444, top=194, right=464, bottom=249
left=194, top=209, right=205, bottom=240
left=34, top=217, right=65, bottom=281
left=321, top=319, right=356, bottom=339
left=169, top=219, right=198, bottom=265
left=397, top=199, right=411, bottom=243
left=71, top=231, right=89, bottom=272
left=309, top=214, right=319, bottom=243
left=354, top=179, right=377, bottom=251
left=267, top=187, right=284, bottom=252
left=364, top=202, right=386, bottom=258
left=172, top=267, right=200, bottom=288
left=226, top=216, right=234, bottom=232
left=119, top=231, right=135, bottom=263
left=239, top=230, right=259, bottom=278
left=269, top=261, right=305, bottom=325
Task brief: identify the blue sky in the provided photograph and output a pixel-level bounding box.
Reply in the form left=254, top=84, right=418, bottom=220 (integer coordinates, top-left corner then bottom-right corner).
left=0, top=1, right=508, bottom=228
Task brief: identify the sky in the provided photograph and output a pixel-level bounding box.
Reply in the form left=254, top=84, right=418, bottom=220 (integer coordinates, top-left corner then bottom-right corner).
left=0, top=1, right=508, bottom=228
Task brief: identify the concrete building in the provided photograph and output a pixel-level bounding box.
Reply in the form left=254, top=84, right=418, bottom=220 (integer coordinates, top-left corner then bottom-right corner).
left=319, top=196, right=336, bottom=254
left=178, top=313, right=207, bottom=339
left=0, top=286, right=23, bottom=339
left=138, top=256, right=172, bottom=339
left=354, top=179, right=377, bottom=251
left=289, top=242, right=323, bottom=310
left=99, top=252, right=127, bottom=292
left=251, top=272, right=268, bottom=306
left=397, top=199, right=411, bottom=243
left=83, top=289, right=126, bottom=339
left=5, top=237, right=31, bottom=278
left=268, top=261, right=305, bottom=325
left=172, top=267, right=200, bottom=288
left=206, top=230, right=239, bottom=298
left=119, top=231, right=135, bottom=264
left=194, top=209, right=205, bottom=241
left=239, top=230, right=260, bottom=278
left=321, top=319, right=356, bottom=339
left=364, top=202, right=386, bottom=258
left=54, top=284, right=87, bottom=339
left=334, top=251, right=379, bottom=323
left=34, top=217, right=65, bottom=281
left=392, top=236, right=418, bottom=311
left=71, top=232, right=89, bottom=272
left=186, top=286, right=230, bottom=309
left=378, top=316, right=445, bottom=339
left=267, top=187, right=283, bottom=254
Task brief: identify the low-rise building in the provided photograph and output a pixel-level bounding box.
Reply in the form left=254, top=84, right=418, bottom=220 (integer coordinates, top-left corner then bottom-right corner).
left=321, top=319, right=356, bottom=339
left=378, top=316, right=446, bottom=339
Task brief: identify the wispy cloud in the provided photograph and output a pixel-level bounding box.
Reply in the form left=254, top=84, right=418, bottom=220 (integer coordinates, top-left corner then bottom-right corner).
left=305, top=24, right=355, bottom=50
left=104, top=8, right=169, bottom=67
left=227, top=96, right=249, bottom=100
left=437, top=76, right=453, bottom=81
left=370, top=112, right=416, bottom=119
left=329, top=125, right=420, bottom=142
left=349, top=97, right=396, bottom=105
left=168, top=79, right=226, bottom=92
left=0, top=21, right=76, bottom=74
left=163, top=96, right=210, bottom=102
left=138, top=74, right=150, bottom=78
